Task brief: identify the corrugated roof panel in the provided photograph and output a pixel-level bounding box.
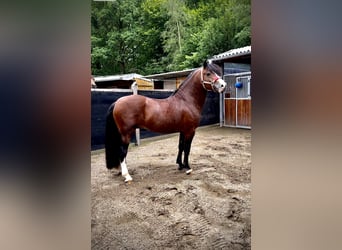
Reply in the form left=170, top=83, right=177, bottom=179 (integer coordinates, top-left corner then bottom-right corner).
left=211, top=46, right=251, bottom=61
left=144, top=68, right=195, bottom=80
left=94, top=73, right=143, bottom=82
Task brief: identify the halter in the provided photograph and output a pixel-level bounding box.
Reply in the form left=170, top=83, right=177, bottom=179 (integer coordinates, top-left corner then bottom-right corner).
left=200, top=67, right=221, bottom=92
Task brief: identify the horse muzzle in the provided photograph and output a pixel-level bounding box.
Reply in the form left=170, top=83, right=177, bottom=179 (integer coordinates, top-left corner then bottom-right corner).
left=213, top=79, right=227, bottom=93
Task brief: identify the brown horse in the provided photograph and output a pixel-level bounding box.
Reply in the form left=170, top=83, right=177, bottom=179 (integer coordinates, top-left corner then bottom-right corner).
left=105, top=60, right=226, bottom=182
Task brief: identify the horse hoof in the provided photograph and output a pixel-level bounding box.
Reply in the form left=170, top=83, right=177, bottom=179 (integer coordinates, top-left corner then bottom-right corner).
left=125, top=178, right=132, bottom=184
left=186, top=169, right=192, bottom=175
left=124, top=175, right=133, bottom=183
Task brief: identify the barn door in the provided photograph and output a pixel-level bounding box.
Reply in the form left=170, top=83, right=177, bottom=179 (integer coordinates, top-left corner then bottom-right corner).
left=222, top=73, right=251, bottom=129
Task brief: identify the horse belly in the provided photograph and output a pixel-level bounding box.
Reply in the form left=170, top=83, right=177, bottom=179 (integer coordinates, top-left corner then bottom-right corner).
left=144, top=102, right=197, bottom=134
left=145, top=115, right=181, bottom=133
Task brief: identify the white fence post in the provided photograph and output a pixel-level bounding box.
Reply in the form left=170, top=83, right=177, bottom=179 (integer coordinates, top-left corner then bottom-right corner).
left=131, top=82, right=140, bottom=146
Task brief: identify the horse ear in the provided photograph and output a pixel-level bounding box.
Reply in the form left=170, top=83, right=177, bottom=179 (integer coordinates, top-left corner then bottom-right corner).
left=203, top=59, right=208, bottom=68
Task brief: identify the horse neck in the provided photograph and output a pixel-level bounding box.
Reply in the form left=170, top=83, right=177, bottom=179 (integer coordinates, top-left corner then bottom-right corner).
left=173, top=69, right=207, bottom=109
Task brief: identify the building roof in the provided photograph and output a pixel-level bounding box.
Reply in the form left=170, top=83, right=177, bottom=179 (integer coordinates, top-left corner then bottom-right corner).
left=94, top=73, right=143, bottom=82
left=93, top=45, right=251, bottom=85
left=211, top=46, right=251, bottom=62
left=144, top=68, right=195, bottom=80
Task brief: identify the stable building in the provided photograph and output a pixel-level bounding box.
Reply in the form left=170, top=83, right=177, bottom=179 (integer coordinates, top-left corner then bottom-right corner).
left=144, top=68, right=194, bottom=90
left=210, top=46, right=251, bottom=129
left=93, top=73, right=153, bottom=90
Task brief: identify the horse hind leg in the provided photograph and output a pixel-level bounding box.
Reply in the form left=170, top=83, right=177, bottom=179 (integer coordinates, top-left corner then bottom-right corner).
left=120, top=158, right=133, bottom=183
left=119, top=143, right=133, bottom=183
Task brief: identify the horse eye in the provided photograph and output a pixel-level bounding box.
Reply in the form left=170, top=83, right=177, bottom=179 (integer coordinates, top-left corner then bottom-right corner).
left=206, top=73, right=211, bottom=76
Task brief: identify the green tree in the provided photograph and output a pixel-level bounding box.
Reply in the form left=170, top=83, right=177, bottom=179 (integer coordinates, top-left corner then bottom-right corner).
left=161, top=0, right=188, bottom=71
left=91, top=0, right=143, bottom=75
left=176, top=0, right=250, bottom=70
left=91, top=0, right=250, bottom=75
left=138, top=0, right=168, bottom=74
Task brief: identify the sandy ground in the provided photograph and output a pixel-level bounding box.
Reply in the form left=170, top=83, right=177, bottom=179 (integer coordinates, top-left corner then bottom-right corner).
left=91, top=125, right=251, bottom=249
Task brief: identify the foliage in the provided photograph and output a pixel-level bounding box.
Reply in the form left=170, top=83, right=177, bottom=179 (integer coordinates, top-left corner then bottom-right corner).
left=91, top=0, right=250, bottom=75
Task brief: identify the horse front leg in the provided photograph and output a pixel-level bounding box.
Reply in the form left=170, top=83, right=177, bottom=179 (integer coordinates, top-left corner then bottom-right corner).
left=176, top=132, right=185, bottom=170
left=183, top=133, right=195, bottom=174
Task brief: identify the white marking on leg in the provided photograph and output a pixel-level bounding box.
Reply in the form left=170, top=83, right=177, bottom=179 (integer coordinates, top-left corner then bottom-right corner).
left=120, top=159, right=132, bottom=182
left=186, top=169, right=192, bottom=174
left=121, top=159, right=128, bottom=176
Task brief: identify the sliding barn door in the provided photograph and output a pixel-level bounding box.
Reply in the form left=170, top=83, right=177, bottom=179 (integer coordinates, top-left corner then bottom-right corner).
left=223, top=73, right=251, bottom=129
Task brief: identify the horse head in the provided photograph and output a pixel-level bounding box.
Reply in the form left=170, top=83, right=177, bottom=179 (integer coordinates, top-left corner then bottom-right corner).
left=201, top=60, right=227, bottom=93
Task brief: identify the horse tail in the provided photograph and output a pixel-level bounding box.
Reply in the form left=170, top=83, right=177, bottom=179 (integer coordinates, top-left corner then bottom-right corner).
left=105, top=102, right=122, bottom=169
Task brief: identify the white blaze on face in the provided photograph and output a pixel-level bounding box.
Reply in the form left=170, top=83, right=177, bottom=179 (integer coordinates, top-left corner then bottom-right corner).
left=215, top=78, right=227, bottom=93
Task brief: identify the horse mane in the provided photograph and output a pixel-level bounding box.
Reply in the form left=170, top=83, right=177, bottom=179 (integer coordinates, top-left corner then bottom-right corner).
left=171, top=62, right=222, bottom=96
left=171, top=70, right=195, bottom=96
